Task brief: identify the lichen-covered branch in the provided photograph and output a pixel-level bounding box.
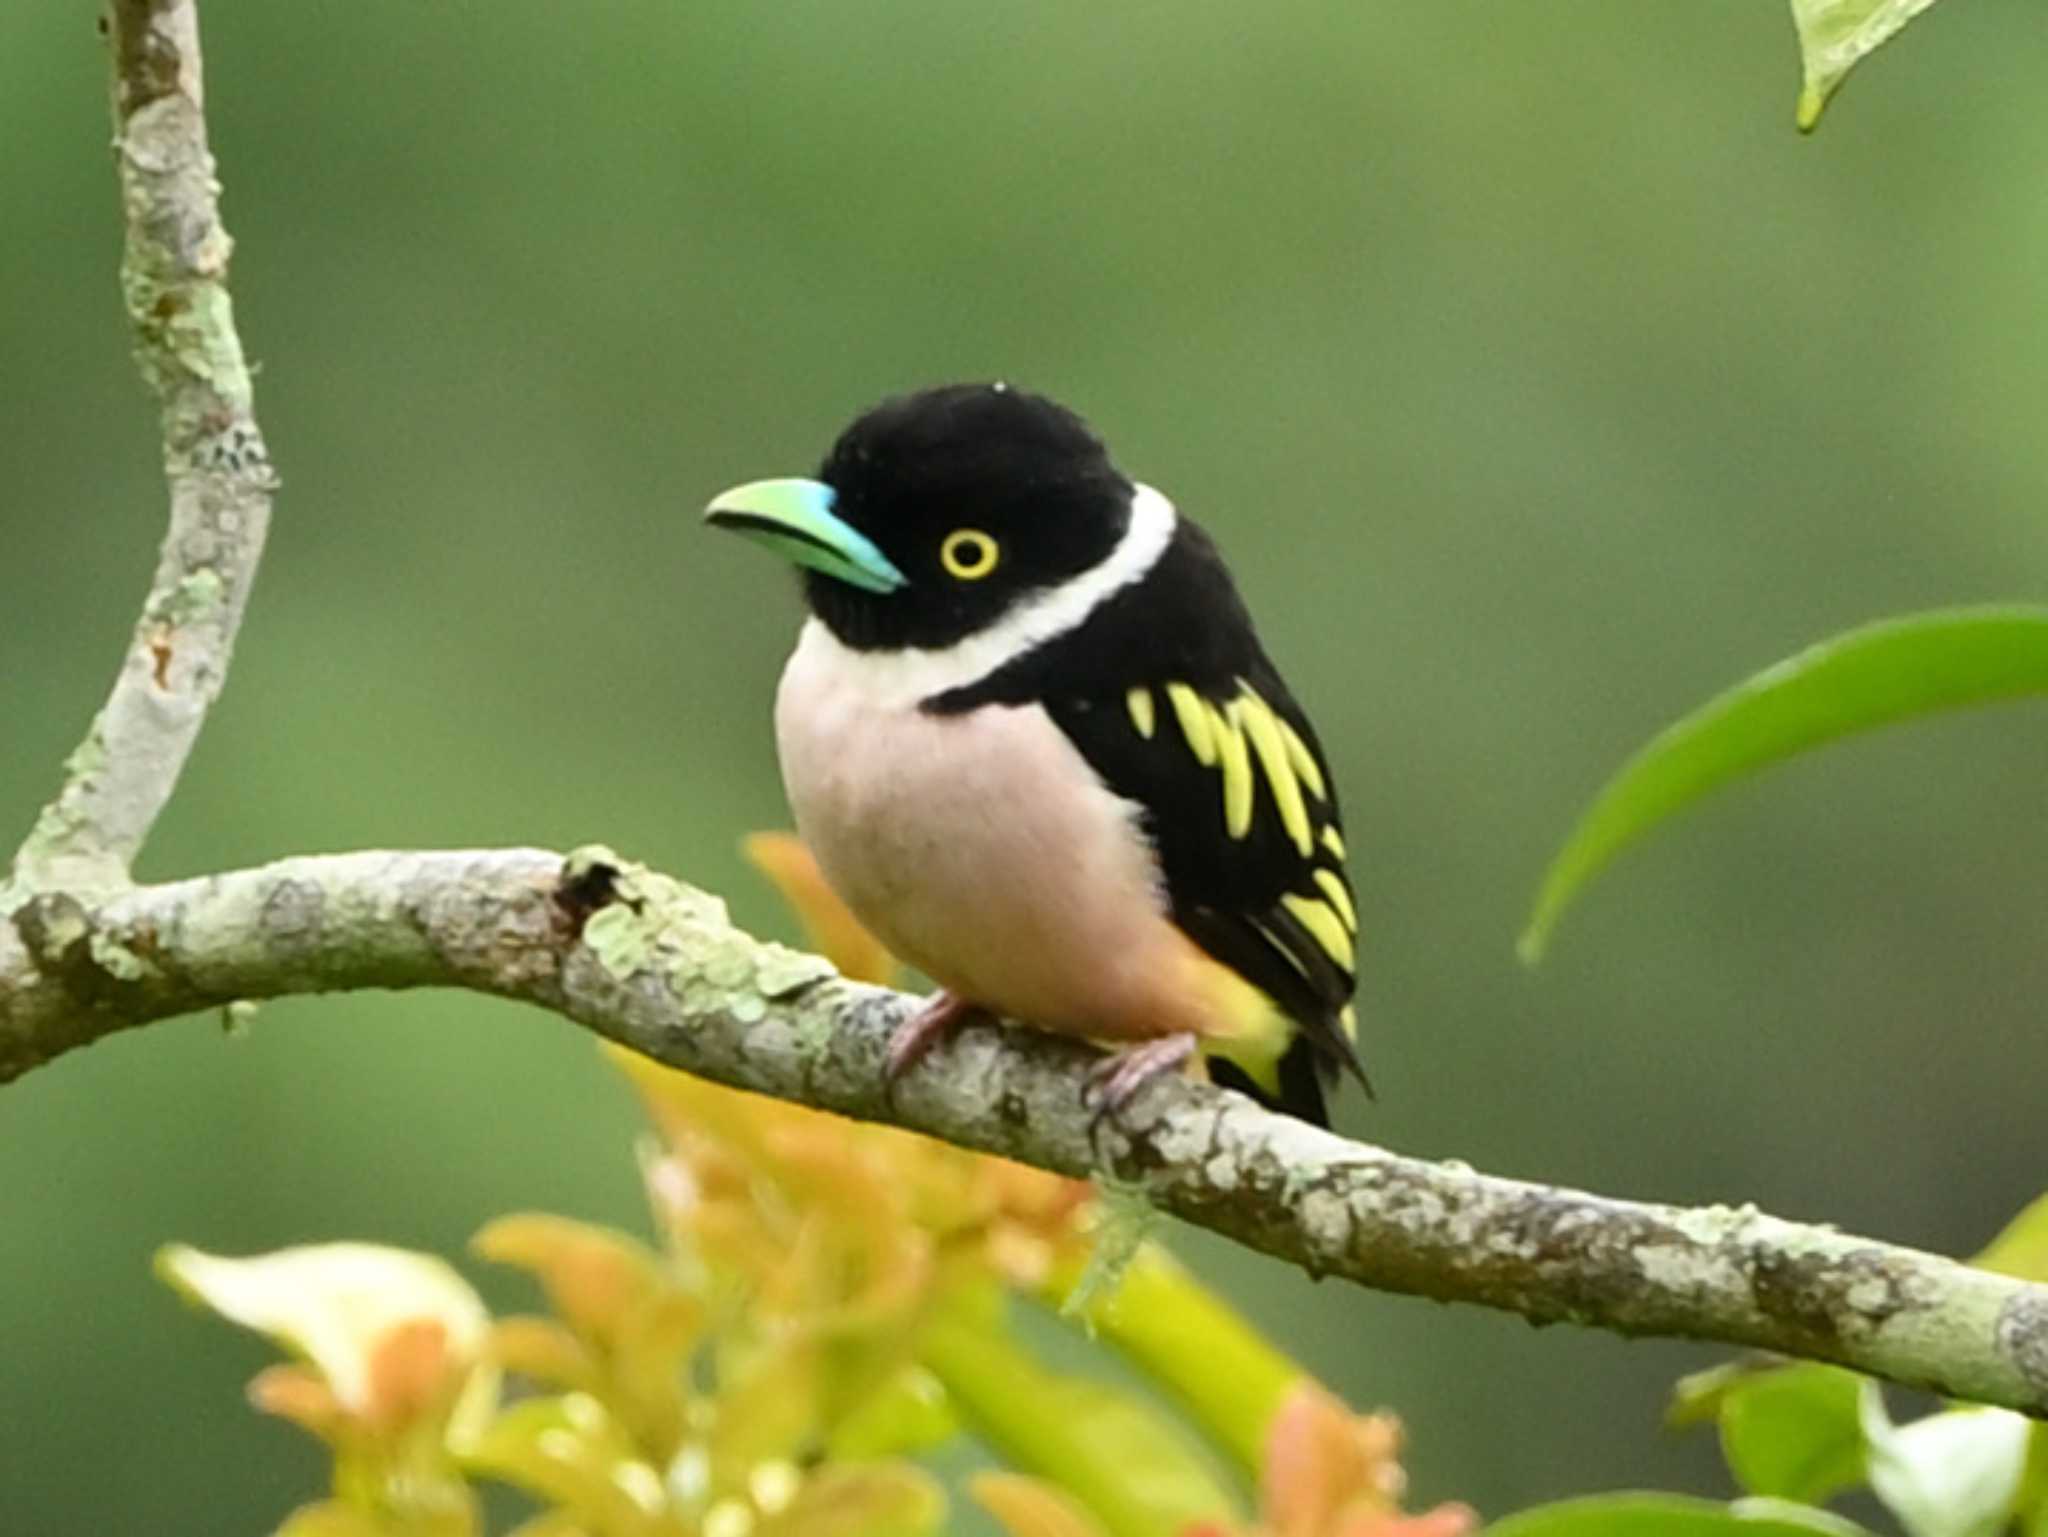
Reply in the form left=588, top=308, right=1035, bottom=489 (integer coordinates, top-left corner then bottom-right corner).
left=4, top=844, right=2046, bottom=1418
left=5, top=0, right=275, bottom=899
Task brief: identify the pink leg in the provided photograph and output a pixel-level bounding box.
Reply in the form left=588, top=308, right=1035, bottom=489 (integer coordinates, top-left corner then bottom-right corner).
left=1083, top=1033, right=1199, bottom=1117
left=885, top=990, right=978, bottom=1082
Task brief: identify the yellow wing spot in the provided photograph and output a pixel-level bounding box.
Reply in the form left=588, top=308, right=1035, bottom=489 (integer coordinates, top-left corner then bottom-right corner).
left=1282, top=893, right=1356, bottom=972
left=1321, top=825, right=1345, bottom=861
left=1314, top=868, right=1358, bottom=934
left=1166, top=681, right=1322, bottom=845
left=1213, top=699, right=1254, bottom=839
left=1237, top=686, right=1313, bottom=856
left=1339, top=1003, right=1358, bottom=1043
left=1278, top=719, right=1327, bottom=801
left=1125, top=685, right=1156, bottom=739
left=1165, top=683, right=1216, bottom=766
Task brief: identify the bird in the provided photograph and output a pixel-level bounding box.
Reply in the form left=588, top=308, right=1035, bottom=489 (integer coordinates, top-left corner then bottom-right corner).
left=704, top=382, right=1369, bottom=1126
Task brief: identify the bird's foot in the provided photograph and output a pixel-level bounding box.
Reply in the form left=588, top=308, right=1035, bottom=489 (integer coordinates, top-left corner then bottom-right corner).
left=885, top=990, right=978, bottom=1084
left=1082, top=1033, right=1199, bottom=1127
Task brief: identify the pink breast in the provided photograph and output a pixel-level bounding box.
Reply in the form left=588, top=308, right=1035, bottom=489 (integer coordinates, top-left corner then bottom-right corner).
left=776, top=640, right=1189, bottom=1041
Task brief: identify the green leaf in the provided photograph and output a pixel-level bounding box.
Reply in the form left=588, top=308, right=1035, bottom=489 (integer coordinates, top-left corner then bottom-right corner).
left=1729, top=1500, right=1875, bottom=1537
left=919, top=1299, right=1240, bottom=1537
left=1047, top=1241, right=1301, bottom=1476
left=1973, top=1192, right=2048, bottom=1282
left=1789, top=0, right=1946, bottom=132
left=1860, top=1386, right=2031, bottom=1537
left=1520, top=607, right=2048, bottom=963
left=971, top=1473, right=1116, bottom=1537
left=1485, top=1493, right=1870, bottom=1536
left=272, top=1504, right=405, bottom=1537
left=459, top=1394, right=668, bottom=1531
left=1668, top=1360, right=1766, bottom=1428
left=825, top=1364, right=958, bottom=1461
left=756, top=1465, right=946, bottom=1537
left=1719, top=1365, right=1867, bottom=1504
left=503, top=1517, right=592, bottom=1537
left=707, top=1339, right=823, bottom=1497
left=2015, top=1425, right=2048, bottom=1537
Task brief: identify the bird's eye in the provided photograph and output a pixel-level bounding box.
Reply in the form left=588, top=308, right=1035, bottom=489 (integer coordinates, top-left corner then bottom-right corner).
left=940, top=528, right=1000, bottom=581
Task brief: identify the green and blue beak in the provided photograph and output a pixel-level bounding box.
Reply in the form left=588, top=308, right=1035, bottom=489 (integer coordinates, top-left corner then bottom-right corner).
left=704, top=478, right=907, bottom=595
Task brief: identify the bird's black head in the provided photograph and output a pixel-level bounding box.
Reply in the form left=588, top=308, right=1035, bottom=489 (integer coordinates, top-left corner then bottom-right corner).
left=707, top=383, right=1134, bottom=651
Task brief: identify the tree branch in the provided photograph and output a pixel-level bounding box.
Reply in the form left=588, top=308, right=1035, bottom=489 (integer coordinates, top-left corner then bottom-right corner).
left=5, top=844, right=2046, bottom=1418
left=5, top=0, right=275, bottom=899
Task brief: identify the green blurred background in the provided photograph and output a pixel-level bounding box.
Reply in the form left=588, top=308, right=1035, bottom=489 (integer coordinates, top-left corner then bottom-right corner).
left=4, top=1, right=2044, bottom=1529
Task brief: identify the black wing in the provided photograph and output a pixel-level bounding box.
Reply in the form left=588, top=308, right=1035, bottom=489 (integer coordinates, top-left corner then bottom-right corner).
left=927, top=517, right=1368, bottom=1122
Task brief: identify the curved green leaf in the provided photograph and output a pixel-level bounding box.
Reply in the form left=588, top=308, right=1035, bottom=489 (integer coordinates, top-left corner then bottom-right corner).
left=756, top=1464, right=946, bottom=1537
left=1046, top=1242, right=1301, bottom=1476
left=1486, top=1493, right=1871, bottom=1537
left=919, top=1296, right=1240, bottom=1537
left=825, top=1364, right=958, bottom=1461
left=1521, top=607, right=2048, bottom=963
left=1973, top=1192, right=2048, bottom=1283
left=1731, top=1501, right=1876, bottom=1537
left=1721, top=1365, right=1868, bottom=1505
left=1790, top=0, right=1947, bottom=133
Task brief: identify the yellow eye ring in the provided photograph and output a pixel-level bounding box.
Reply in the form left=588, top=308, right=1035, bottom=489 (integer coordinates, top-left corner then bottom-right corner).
left=940, top=528, right=1000, bottom=580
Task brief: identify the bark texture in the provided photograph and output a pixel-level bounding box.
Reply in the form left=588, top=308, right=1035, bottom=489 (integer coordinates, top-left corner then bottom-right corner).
left=5, top=845, right=2047, bottom=1418
left=5, top=0, right=275, bottom=901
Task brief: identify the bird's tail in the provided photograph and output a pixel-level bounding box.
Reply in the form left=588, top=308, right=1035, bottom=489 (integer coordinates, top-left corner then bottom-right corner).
left=1209, top=1020, right=1371, bottom=1129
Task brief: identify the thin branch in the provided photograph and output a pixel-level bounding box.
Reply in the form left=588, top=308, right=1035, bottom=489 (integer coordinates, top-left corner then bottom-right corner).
left=5, top=0, right=275, bottom=899
left=5, top=844, right=2046, bottom=1418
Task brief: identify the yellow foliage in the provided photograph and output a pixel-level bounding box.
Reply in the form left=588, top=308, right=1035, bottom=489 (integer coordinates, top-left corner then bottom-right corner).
left=156, top=831, right=1463, bottom=1537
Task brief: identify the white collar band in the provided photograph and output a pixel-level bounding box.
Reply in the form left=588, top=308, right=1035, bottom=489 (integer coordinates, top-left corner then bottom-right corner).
left=798, top=482, right=1178, bottom=711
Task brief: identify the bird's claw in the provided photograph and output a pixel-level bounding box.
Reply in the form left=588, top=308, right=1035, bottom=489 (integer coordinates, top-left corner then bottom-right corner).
left=884, top=991, right=977, bottom=1088
left=1082, top=1034, right=1198, bottom=1135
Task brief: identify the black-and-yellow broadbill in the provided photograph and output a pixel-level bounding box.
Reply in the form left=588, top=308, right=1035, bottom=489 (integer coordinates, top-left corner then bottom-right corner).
left=705, top=383, right=1369, bottom=1125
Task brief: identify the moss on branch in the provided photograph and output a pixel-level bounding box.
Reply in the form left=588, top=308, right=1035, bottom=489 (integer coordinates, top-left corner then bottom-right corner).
left=3, top=844, right=2046, bottom=1419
